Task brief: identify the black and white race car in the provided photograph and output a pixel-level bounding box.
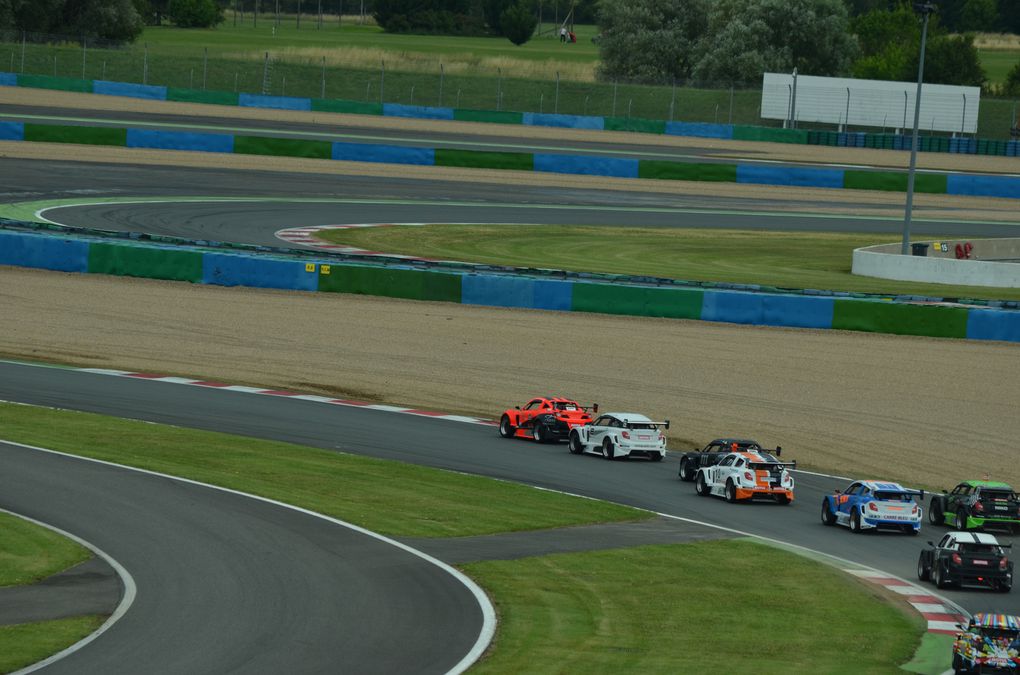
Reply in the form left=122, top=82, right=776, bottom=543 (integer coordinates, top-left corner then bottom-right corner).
left=568, top=412, right=669, bottom=461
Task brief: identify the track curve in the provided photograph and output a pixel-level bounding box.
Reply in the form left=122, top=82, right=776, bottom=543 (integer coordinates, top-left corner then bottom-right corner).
left=0, top=435, right=488, bottom=675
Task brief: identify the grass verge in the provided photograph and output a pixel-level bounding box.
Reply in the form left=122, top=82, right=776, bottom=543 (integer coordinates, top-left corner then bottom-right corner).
left=464, top=539, right=924, bottom=674
left=317, top=223, right=1020, bottom=302
left=0, top=511, right=90, bottom=587
left=0, top=616, right=105, bottom=674
left=0, top=403, right=645, bottom=538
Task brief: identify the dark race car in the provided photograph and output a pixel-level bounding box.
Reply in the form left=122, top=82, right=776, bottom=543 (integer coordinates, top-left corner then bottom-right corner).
left=498, top=397, right=596, bottom=443
left=677, top=438, right=769, bottom=482
left=953, top=613, right=1020, bottom=674
left=929, top=481, right=1020, bottom=533
left=918, top=531, right=1013, bottom=592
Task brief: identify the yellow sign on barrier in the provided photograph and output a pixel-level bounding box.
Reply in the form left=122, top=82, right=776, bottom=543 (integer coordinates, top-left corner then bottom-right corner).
left=320, top=264, right=331, bottom=275
left=305, top=263, right=315, bottom=273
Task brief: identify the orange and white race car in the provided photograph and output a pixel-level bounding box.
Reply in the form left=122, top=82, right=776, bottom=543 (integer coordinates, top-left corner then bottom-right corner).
left=498, top=397, right=596, bottom=443
left=693, top=450, right=796, bottom=504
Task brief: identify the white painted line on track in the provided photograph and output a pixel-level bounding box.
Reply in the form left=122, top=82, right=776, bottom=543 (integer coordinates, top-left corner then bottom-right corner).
left=0, top=438, right=496, bottom=675
left=1, top=505, right=137, bottom=675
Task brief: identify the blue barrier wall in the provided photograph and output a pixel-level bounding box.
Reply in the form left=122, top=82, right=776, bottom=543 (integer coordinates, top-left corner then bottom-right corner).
left=462, top=274, right=535, bottom=308
left=966, top=308, right=1020, bottom=342
left=383, top=103, right=454, bottom=120
left=523, top=113, right=605, bottom=130
left=0, top=121, right=24, bottom=140
left=533, top=279, right=573, bottom=311
left=762, top=294, right=835, bottom=329
left=701, top=290, right=765, bottom=325
left=665, top=122, right=733, bottom=139
left=238, top=93, right=312, bottom=111
left=202, top=253, right=318, bottom=291
left=736, top=164, right=845, bottom=189
left=93, top=80, right=167, bottom=100
left=331, top=142, right=435, bottom=165
left=126, top=128, right=235, bottom=153
left=946, top=174, right=1020, bottom=200
left=0, top=72, right=16, bottom=86
left=0, top=231, right=89, bottom=272
left=534, top=153, right=638, bottom=178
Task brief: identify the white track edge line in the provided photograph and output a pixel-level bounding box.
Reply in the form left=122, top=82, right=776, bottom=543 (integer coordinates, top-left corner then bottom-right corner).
left=1, top=506, right=137, bottom=675
left=0, top=439, right=495, bottom=675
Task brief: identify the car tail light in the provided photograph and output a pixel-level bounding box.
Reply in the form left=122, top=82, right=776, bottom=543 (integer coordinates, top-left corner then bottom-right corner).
left=974, top=501, right=985, bottom=513
left=868, top=502, right=879, bottom=512
left=911, top=504, right=918, bottom=515
left=658, top=432, right=665, bottom=442
left=952, top=552, right=963, bottom=565
left=621, top=431, right=630, bottom=439
left=743, top=471, right=754, bottom=482
left=1001, top=557, right=1009, bottom=570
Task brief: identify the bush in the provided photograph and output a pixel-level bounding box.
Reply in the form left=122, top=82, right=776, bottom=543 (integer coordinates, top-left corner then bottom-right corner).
left=167, top=0, right=223, bottom=28
left=500, top=0, right=537, bottom=45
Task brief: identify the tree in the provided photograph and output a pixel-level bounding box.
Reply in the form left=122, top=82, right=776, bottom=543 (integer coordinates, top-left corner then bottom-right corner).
left=960, top=0, right=998, bottom=32
left=997, top=0, right=1020, bottom=33
left=1003, top=60, right=1020, bottom=97
left=692, top=0, right=859, bottom=83
left=76, top=0, right=146, bottom=40
left=596, top=0, right=710, bottom=83
left=499, top=0, right=536, bottom=45
left=168, top=0, right=223, bottom=26
left=918, top=34, right=986, bottom=87
left=483, top=0, right=512, bottom=33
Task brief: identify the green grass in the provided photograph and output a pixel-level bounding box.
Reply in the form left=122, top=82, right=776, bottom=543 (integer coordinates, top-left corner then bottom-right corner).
left=0, top=616, right=105, bottom=674
left=316, top=224, right=1020, bottom=302
left=465, top=539, right=923, bottom=674
left=0, top=511, right=90, bottom=587
left=0, top=403, right=645, bottom=538
left=979, top=48, right=1020, bottom=86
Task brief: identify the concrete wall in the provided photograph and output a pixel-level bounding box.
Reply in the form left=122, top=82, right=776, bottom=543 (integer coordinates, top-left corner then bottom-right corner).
left=852, top=238, right=1020, bottom=288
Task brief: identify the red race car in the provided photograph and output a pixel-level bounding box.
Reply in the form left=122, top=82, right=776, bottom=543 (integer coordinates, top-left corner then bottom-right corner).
left=499, top=397, right=597, bottom=443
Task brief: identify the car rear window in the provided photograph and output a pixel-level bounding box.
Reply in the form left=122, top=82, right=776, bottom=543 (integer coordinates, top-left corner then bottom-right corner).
left=874, top=492, right=913, bottom=502
left=627, top=423, right=655, bottom=430
left=981, top=490, right=1016, bottom=501
left=554, top=403, right=579, bottom=411
left=960, top=543, right=1001, bottom=554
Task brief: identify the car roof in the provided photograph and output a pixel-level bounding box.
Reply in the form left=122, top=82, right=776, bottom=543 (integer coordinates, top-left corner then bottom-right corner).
left=972, top=613, right=1020, bottom=629
left=853, top=480, right=910, bottom=492
left=533, top=396, right=580, bottom=405
left=731, top=451, right=780, bottom=464
left=945, top=531, right=1001, bottom=545
left=601, top=412, right=652, bottom=423
left=709, top=438, right=760, bottom=446
left=961, top=480, right=1014, bottom=490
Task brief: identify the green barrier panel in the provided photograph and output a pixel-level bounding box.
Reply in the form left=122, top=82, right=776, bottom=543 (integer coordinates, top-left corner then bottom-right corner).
left=17, top=74, right=92, bottom=92
left=88, top=243, right=203, bottom=282
left=732, top=126, right=808, bottom=144
left=843, top=170, right=947, bottom=193
left=452, top=109, right=524, bottom=125
left=434, top=149, right=533, bottom=171
left=318, top=265, right=426, bottom=301
left=167, top=88, right=240, bottom=106
left=638, top=161, right=737, bottom=182
left=233, top=135, right=331, bottom=159
left=423, top=271, right=462, bottom=303
left=572, top=282, right=703, bottom=319
left=311, top=99, right=384, bottom=116
left=24, top=123, right=127, bottom=146
left=832, top=300, right=968, bottom=339
left=604, top=117, right=667, bottom=134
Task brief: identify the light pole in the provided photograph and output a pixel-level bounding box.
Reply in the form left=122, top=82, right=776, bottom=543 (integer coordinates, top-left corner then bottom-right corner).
left=902, top=1, right=937, bottom=256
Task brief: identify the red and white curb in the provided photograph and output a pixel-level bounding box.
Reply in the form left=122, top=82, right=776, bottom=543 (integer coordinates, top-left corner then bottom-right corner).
left=275, top=223, right=446, bottom=261
left=76, top=367, right=496, bottom=426
left=844, top=569, right=966, bottom=634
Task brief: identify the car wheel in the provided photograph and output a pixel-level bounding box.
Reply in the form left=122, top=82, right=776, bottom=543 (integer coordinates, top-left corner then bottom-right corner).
left=679, top=459, right=695, bottom=481
left=499, top=415, right=515, bottom=439
left=532, top=424, right=546, bottom=443
left=725, top=480, right=737, bottom=503
left=956, top=508, right=969, bottom=532
left=775, top=494, right=790, bottom=505
left=601, top=438, right=615, bottom=461
left=850, top=509, right=862, bottom=533
left=934, top=563, right=950, bottom=589
left=568, top=433, right=583, bottom=455
left=651, top=452, right=664, bottom=462
left=917, top=554, right=930, bottom=581
left=695, top=473, right=710, bottom=497
left=821, top=500, right=836, bottom=526
left=929, top=501, right=942, bottom=525
left=997, top=579, right=1012, bottom=593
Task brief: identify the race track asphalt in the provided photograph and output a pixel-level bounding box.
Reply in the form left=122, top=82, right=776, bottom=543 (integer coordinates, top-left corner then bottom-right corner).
left=1, top=361, right=1015, bottom=619
left=0, top=431, right=486, bottom=674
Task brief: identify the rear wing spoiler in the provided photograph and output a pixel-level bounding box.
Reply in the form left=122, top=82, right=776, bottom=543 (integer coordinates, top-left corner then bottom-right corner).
left=752, top=460, right=797, bottom=470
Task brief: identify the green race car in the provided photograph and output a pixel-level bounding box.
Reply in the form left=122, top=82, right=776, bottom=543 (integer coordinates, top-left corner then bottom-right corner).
left=929, top=480, right=1020, bottom=532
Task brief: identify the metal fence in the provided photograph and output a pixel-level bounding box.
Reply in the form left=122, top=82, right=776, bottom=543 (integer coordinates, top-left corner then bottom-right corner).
left=1, top=29, right=1018, bottom=139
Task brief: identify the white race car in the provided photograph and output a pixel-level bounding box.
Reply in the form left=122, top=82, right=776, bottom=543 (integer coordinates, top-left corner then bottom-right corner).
left=694, top=450, right=796, bottom=504
left=567, top=412, right=668, bottom=461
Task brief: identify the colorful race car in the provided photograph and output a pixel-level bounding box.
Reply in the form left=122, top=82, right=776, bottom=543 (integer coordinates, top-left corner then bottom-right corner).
left=929, top=481, right=1020, bottom=533
left=567, top=412, right=669, bottom=461
left=953, top=613, right=1020, bottom=674
left=693, top=450, right=795, bottom=504
left=677, top=438, right=766, bottom=482
left=821, top=480, right=923, bottom=534
left=499, top=397, right=595, bottom=443
left=918, top=531, right=1013, bottom=592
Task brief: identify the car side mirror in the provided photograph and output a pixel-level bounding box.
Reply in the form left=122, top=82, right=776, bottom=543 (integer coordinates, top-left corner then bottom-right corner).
left=664, top=419, right=670, bottom=430
left=775, top=445, right=782, bottom=456
left=927, top=541, right=935, bottom=547
left=592, top=403, right=599, bottom=413
left=515, top=406, right=520, bottom=410
left=942, top=489, right=947, bottom=493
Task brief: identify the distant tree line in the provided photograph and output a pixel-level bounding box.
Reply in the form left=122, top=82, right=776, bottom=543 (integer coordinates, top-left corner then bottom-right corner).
left=0, top=0, right=226, bottom=40
left=844, top=0, right=1020, bottom=33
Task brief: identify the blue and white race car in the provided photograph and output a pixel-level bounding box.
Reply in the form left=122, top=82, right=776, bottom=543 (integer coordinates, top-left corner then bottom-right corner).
left=821, top=480, right=924, bottom=534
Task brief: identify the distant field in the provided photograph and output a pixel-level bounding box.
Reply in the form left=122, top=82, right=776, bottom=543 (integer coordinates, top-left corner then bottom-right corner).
left=980, top=49, right=1020, bottom=85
